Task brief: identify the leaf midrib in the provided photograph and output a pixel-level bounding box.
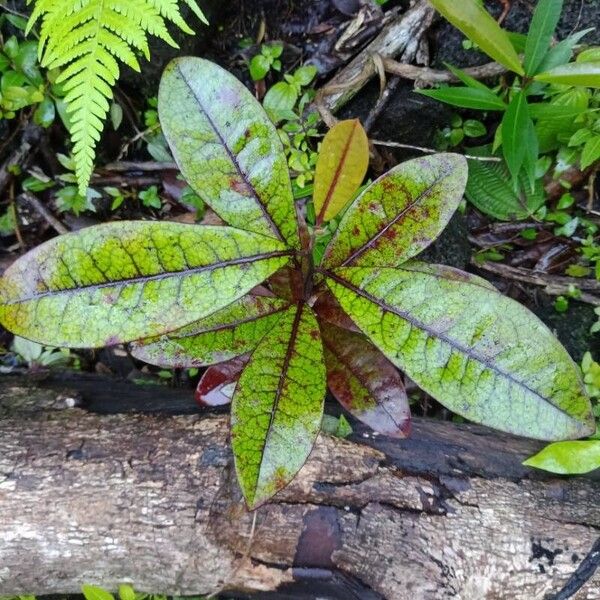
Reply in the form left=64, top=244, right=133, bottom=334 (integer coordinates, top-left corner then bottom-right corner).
left=337, top=163, right=453, bottom=267
left=322, top=332, right=406, bottom=429
left=5, top=251, right=292, bottom=305
left=324, top=269, right=579, bottom=422
left=316, top=120, right=358, bottom=224
left=173, top=301, right=290, bottom=339
left=253, top=303, right=304, bottom=495
left=175, top=62, right=286, bottom=244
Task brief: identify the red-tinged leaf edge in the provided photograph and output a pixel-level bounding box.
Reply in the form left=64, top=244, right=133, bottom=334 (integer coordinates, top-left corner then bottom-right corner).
left=195, top=354, right=249, bottom=407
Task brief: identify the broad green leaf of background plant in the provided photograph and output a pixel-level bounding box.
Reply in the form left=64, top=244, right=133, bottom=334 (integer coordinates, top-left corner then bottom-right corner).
left=231, top=303, right=326, bottom=508
left=581, top=135, right=600, bottom=169
left=465, top=148, right=545, bottom=220
left=314, top=119, right=369, bottom=224
left=159, top=57, right=300, bottom=248
left=501, top=91, right=530, bottom=184
left=524, top=440, right=600, bottom=474
left=131, top=295, right=289, bottom=366
left=533, top=88, right=590, bottom=152
left=321, top=153, right=468, bottom=268
left=523, top=0, right=563, bottom=76
left=416, top=87, right=506, bottom=111
left=0, top=222, right=290, bottom=348
left=428, top=0, right=524, bottom=75
left=325, top=265, right=595, bottom=440
left=321, top=323, right=410, bottom=437
left=535, top=62, right=600, bottom=88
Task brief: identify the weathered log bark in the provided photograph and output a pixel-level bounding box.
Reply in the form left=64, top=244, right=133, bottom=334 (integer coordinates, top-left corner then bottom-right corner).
left=0, top=373, right=599, bottom=600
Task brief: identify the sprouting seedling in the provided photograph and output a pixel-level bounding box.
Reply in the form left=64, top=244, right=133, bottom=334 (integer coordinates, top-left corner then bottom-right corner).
left=0, top=58, right=594, bottom=510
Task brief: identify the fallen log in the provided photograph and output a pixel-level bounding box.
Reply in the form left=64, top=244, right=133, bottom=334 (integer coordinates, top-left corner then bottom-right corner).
left=0, top=372, right=599, bottom=600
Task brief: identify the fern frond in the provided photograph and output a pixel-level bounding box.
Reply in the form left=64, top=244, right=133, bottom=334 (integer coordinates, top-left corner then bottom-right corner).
left=27, top=0, right=207, bottom=194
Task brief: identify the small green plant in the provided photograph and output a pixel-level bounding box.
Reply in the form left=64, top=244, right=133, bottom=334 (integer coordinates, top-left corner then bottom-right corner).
left=263, top=63, right=317, bottom=122
left=249, top=42, right=283, bottom=82
left=0, top=58, right=594, bottom=509
left=11, top=335, right=77, bottom=370
left=424, top=0, right=600, bottom=204
left=81, top=583, right=186, bottom=600
left=25, top=0, right=208, bottom=194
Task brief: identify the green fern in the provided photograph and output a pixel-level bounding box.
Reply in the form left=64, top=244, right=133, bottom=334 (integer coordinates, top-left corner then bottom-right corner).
left=26, top=0, right=207, bottom=194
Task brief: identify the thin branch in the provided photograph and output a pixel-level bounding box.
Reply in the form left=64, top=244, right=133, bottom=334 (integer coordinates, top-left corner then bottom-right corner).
left=472, top=259, right=600, bottom=306
left=381, top=56, right=509, bottom=84
left=371, top=139, right=502, bottom=162
left=20, top=191, right=69, bottom=235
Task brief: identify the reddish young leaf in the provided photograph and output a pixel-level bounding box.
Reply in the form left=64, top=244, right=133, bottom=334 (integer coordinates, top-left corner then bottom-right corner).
left=321, top=323, right=411, bottom=438
left=231, top=303, right=326, bottom=509
left=313, top=291, right=360, bottom=332
left=195, top=355, right=249, bottom=407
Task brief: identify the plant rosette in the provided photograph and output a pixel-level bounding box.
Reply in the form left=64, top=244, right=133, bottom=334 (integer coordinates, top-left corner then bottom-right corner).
left=0, top=58, right=594, bottom=509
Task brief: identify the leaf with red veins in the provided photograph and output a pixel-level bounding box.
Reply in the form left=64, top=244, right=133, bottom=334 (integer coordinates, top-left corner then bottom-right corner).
left=131, top=294, right=289, bottom=367
left=321, top=153, right=468, bottom=268
left=159, top=57, right=300, bottom=249
left=314, top=119, right=369, bottom=224
left=195, top=354, right=250, bottom=407
left=231, top=303, right=326, bottom=509
left=321, top=323, right=410, bottom=438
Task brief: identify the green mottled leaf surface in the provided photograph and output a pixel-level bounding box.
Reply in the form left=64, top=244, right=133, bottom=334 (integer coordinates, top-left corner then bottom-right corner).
left=159, top=57, right=299, bottom=248
left=231, top=303, right=326, bottom=509
left=321, top=154, right=468, bottom=268
left=0, top=222, right=290, bottom=347
left=130, top=295, right=289, bottom=367
left=325, top=264, right=595, bottom=440
left=321, top=323, right=410, bottom=438
left=524, top=440, right=600, bottom=474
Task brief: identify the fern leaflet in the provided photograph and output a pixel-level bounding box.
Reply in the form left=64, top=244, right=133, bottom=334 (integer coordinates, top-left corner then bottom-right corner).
left=27, top=0, right=207, bottom=194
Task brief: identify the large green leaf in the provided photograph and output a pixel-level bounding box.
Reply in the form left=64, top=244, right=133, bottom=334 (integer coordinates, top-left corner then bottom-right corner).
left=159, top=57, right=300, bottom=248
left=314, top=119, right=370, bottom=224
left=524, top=440, right=600, bottom=474
left=130, top=295, right=289, bottom=367
left=428, top=0, right=524, bottom=75
left=535, top=62, right=600, bottom=88
left=0, top=222, right=290, bottom=348
left=321, top=153, right=468, bottom=268
left=231, top=303, right=326, bottom=509
left=324, top=264, right=595, bottom=440
left=523, top=0, right=562, bottom=76
left=321, top=323, right=410, bottom=438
